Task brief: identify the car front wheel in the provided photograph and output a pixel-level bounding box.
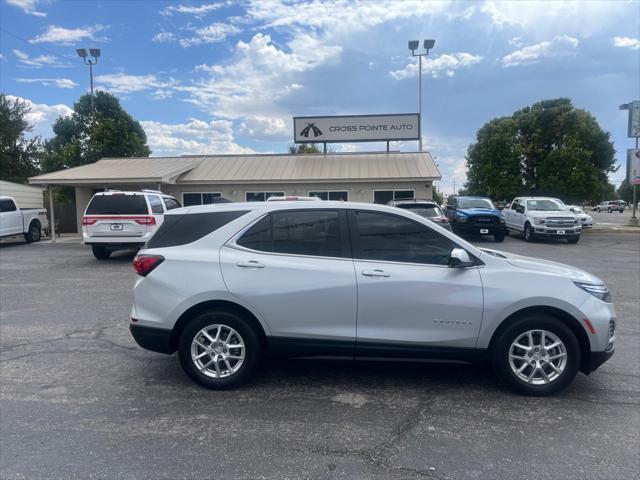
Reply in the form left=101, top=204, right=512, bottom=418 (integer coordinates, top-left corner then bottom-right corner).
left=178, top=311, right=260, bottom=389
left=492, top=315, right=580, bottom=396
left=524, top=223, right=535, bottom=242
left=494, top=232, right=505, bottom=242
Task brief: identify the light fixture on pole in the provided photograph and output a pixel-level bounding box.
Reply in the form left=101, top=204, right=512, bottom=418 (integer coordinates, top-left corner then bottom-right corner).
left=408, top=39, right=435, bottom=152
left=76, top=48, right=100, bottom=112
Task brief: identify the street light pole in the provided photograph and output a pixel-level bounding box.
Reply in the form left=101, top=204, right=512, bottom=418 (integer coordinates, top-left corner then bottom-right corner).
left=76, top=48, right=100, bottom=112
left=408, top=39, right=435, bottom=152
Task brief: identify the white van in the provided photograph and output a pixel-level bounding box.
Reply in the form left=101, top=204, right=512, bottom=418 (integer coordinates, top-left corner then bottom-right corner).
left=82, top=190, right=181, bottom=259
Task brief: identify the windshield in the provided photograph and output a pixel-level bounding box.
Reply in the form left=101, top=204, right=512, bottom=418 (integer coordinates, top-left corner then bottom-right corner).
left=398, top=204, right=443, bottom=218
left=86, top=194, right=149, bottom=215
left=457, top=198, right=495, bottom=209
left=526, top=199, right=564, bottom=211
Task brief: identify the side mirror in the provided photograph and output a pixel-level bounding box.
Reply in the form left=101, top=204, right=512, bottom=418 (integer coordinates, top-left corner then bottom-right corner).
left=449, top=248, right=474, bottom=268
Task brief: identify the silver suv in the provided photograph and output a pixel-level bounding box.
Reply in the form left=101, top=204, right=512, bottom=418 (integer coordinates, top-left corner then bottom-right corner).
left=129, top=201, right=616, bottom=396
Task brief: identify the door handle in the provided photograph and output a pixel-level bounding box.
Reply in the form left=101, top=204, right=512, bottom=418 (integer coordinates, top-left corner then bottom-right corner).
left=236, top=260, right=265, bottom=268
left=362, top=269, right=390, bottom=277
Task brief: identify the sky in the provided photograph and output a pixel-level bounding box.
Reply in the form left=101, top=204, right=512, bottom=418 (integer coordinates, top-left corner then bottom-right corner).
left=1, top=0, right=638, bottom=193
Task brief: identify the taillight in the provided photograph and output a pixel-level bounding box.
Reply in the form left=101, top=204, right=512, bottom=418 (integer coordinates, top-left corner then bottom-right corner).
left=82, top=217, right=98, bottom=226
left=133, top=254, right=164, bottom=277
left=134, top=216, right=156, bottom=225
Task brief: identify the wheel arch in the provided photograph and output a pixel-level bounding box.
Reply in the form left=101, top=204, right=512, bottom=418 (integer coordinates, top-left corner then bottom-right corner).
left=28, top=218, right=41, bottom=230
left=487, top=305, right=591, bottom=373
left=170, top=300, right=268, bottom=353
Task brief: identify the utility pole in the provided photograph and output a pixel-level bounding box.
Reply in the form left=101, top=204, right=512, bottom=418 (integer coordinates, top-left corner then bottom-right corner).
left=620, top=101, right=640, bottom=225
left=76, top=48, right=100, bottom=112
left=408, top=39, right=435, bottom=152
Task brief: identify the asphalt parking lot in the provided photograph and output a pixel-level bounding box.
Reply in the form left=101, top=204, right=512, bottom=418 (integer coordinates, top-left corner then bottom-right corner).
left=1, top=231, right=639, bottom=479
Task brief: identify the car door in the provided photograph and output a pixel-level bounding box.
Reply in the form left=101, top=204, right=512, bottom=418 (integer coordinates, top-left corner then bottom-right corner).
left=349, top=209, right=483, bottom=351
left=220, top=208, right=357, bottom=355
left=507, top=198, right=524, bottom=230
left=0, top=199, right=23, bottom=236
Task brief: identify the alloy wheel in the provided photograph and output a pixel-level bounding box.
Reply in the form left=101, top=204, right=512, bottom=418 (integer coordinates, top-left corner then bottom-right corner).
left=508, top=329, right=567, bottom=385
left=190, top=324, right=245, bottom=379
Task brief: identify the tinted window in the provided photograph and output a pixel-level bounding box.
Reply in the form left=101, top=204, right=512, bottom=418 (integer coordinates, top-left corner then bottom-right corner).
left=397, top=204, right=442, bottom=218
left=457, top=198, right=495, bottom=209
left=354, top=211, right=453, bottom=265
left=163, top=197, right=181, bottom=210
left=146, top=210, right=250, bottom=249
left=86, top=194, right=149, bottom=215
left=0, top=199, right=17, bottom=212
left=373, top=191, right=393, bottom=205
left=237, top=210, right=344, bottom=258
left=203, top=193, right=221, bottom=204
left=148, top=195, right=164, bottom=214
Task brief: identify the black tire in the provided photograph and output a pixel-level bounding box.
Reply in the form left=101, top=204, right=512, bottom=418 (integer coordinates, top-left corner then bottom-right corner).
left=619, top=209, right=624, bottom=213
left=24, top=222, right=41, bottom=243
left=491, top=314, right=581, bottom=396
left=91, top=245, right=111, bottom=259
left=607, top=207, right=612, bottom=213
left=524, top=223, right=535, bottom=242
left=494, top=232, right=505, bottom=242
left=567, top=236, right=580, bottom=244
left=178, top=310, right=260, bottom=389
left=504, top=229, right=510, bottom=236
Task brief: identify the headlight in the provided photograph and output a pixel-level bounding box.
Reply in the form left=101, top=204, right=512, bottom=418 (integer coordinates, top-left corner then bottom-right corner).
left=534, top=217, right=545, bottom=225
left=499, top=217, right=505, bottom=224
left=456, top=214, right=467, bottom=223
left=574, top=282, right=612, bottom=302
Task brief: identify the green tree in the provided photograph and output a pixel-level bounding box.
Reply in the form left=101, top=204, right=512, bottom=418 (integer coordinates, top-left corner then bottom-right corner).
left=0, top=93, right=42, bottom=183
left=42, top=91, right=150, bottom=174
left=432, top=188, right=443, bottom=205
left=464, top=98, right=617, bottom=203
left=617, top=179, right=634, bottom=204
left=289, top=143, right=322, bottom=154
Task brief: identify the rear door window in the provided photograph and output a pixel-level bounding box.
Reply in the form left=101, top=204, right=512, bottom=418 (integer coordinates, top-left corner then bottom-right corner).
left=236, top=210, right=347, bottom=258
left=86, top=195, right=149, bottom=215
left=148, top=195, right=165, bottom=214
left=0, top=199, right=17, bottom=212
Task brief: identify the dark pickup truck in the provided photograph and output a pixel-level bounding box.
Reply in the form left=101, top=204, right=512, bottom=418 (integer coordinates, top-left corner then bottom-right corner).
left=445, top=196, right=506, bottom=242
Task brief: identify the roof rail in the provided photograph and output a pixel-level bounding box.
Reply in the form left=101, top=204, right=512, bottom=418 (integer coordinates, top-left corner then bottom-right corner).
left=266, top=196, right=322, bottom=202
left=141, top=189, right=163, bottom=194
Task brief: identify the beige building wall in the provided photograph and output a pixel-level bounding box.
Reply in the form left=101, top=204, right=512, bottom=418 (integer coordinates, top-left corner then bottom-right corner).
left=163, top=181, right=433, bottom=204
left=0, top=180, right=45, bottom=209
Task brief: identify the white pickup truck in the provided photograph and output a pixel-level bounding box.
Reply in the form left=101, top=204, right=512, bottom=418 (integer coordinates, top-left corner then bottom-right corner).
left=0, top=196, right=49, bottom=243
left=503, top=197, right=581, bottom=244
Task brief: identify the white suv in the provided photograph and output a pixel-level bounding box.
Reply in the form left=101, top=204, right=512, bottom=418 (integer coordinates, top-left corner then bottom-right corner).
left=82, top=190, right=181, bottom=259
left=129, top=201, right=616, bottom=396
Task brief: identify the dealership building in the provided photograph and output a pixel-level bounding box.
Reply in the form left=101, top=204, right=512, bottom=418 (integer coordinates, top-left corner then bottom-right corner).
left=28, top=114, right=441, bottom=234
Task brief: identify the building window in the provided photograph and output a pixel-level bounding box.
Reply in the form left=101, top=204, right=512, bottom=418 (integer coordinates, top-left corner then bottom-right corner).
left=309, top=191, right=349, bottom=201
left=373, top=189, right=415, bottom=204
left=245, top=191, right=285, bottom=202
left=183, top=192, right=222, bottom=206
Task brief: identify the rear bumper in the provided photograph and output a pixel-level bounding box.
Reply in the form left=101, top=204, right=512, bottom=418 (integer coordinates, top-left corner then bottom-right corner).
left=85, top=242, right=145, bottom=249
left=130, top=323, right=173, bottom=354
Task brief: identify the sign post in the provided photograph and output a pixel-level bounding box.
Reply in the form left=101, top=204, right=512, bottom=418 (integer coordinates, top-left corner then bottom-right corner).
left=620, top=102, right=640, bottom=225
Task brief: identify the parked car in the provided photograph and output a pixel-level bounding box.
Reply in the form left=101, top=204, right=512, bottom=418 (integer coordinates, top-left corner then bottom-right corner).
left=0, top=196, right=49, bottom=243
left=82, top=190, right=181, bottom=259
left=567, top=205, right=593, bottom=228
left=444, top=196, right=506, bottom=242
left=387, top=198, right=451, bottom=231
left=503, top=197, right=581, bottom=243
left=129, top=200, right=616, bottom=396
left=592, top=201, right=625, bottom=213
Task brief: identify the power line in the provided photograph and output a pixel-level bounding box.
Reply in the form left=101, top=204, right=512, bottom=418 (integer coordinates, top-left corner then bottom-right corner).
left=0, top=27, right=82, bottom=63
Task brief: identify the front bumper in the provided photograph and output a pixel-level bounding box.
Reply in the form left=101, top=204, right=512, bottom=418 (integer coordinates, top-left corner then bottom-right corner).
left=533, top=226, right=581, bottom=237
left=454, top=222, right=506, bottom=236
left=130, top=323, right=174, bottom=354
left=585, top=348, right=615, bottom=374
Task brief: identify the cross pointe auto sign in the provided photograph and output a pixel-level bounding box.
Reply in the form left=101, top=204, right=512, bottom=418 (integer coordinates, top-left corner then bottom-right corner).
left=293, top=114, right=420, bottom=143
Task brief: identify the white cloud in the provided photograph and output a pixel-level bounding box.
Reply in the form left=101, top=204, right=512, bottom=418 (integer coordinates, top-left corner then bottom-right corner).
left=140, top=119, right=254, bottom=156
left=390, top=53, right=483, bottom=80
left=613, top=36, right=640, bottom=50
left=152, top=31, right=176, bottom=43
left=95, top=73, right=177, bottom=95
left=6, top=0, right=46, bottom=17
left=30, top=24, right=107, bottom=45
left=238, top=115, right=289, bottom=140
left=16, top=78, right=79, bottom=89
left=13, top=49, right=65, bottom=68
left=501, top=35, right=579, bottom=67
left=179, top=22, right=240, bottom=47
left=6, top=95, right=73, bottom=139
left=160, top=3, right=224, bottom=17
left=178, top=33, right=339, bottom=118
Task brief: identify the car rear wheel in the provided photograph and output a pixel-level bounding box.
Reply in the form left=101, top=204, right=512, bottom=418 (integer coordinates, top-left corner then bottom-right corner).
left=178, top=310, right=260, bottom=389
left=24, top=222, right=41, bottom=243
left=524, top=223, right=535, bottom=242
left=91, top=245, right=111, bottom=259
left=492, top=315, right=580, bottom=396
